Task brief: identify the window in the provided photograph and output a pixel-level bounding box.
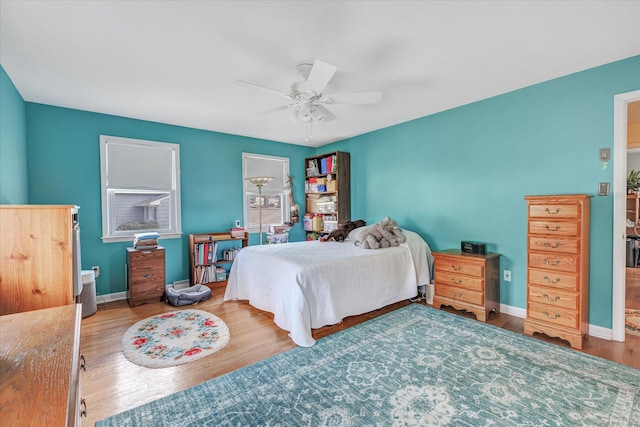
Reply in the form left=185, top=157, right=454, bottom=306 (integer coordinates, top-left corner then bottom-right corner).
left=242, top=153, right=290, bottom=231
left=100, top=135, right=181, bottom=242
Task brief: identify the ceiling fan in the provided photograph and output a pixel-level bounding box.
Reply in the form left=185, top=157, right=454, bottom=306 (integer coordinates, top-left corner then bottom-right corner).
left=235, top=60, right=382, bottom=141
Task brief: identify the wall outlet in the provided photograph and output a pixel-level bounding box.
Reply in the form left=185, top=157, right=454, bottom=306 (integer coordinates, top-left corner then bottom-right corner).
left=235, top=219, right=241, bottom=228
left=92, top=265, right=100, bottom=278
left=503, top=270, right=511, bottom=282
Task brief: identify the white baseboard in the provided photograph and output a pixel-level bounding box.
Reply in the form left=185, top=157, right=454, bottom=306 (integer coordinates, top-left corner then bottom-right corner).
left=500, top=303, right=526, bottom=318
left=588, top=324, right=613, bottom=340
left=96, top=291, right=127, bottom=305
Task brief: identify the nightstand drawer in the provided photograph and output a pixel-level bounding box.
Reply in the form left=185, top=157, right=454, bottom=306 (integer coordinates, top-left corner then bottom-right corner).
left=434, top=257, right=484, bottom=277
left=528, top=253, right=579, bottom=273
left=435, top=271, right=483, bottom=292
left=436, top=283, right=483, bottom=305
left=528, top=236, right=579, bottom=254
left=529, top=204, right=580, bottom=219
left=528, top=221, right=579, bottom=237
left=528, top=302, right=578, bottom=329
left=528, top=268, right=578, bottom=291
left=528, top=286, right=578, bottom=310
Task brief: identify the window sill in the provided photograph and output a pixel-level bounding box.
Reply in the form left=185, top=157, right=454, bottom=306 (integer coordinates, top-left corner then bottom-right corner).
left=101, top=232, right=182, bottom=244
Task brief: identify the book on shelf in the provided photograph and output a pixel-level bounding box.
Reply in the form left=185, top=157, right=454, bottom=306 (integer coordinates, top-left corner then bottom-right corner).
left=194, top=241, right=218, bottom=265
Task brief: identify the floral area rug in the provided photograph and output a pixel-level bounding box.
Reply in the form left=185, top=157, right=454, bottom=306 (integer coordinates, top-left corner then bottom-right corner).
left=100, top=304, right=640, bottom=426
left=121, top=309, right=229, bottom=368
left=626, top=308, right=640, bottom=337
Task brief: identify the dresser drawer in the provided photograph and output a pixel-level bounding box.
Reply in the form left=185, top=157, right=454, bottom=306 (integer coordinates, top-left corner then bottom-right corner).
left=528, top=204, right=580, bottom=219
left=528, top=268, right=579, bottom=291
left=528, top=221, right=579, bottom=237
left=435, top=283, right=483, bottom=305
left=129, top=263, right=165, bottom=285
left=528, top=302, right=578, bottom=329
left=434, top=257, right=484, bottom=277
left=435, top=271, right=483, bottom=292
left=528, top=253, right=579, bottom=273
left=528, top=285, right=578, bottom=310
left=528, top=236, right=579, bottom=254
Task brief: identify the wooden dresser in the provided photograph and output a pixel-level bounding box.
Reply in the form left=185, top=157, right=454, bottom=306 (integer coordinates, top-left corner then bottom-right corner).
left=127, top=246, right=166, bottom=307
left=524, top=194, right=591, bottom=349
left=0, top=304, right=84, bottom=425
left=432, top=249, right=501, bottom=322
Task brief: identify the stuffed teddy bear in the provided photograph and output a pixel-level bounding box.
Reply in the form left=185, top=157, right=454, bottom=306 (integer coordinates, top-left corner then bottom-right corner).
left=319, top=219, right=366, bottom=242
left=355, top=217, right=406, bottom=249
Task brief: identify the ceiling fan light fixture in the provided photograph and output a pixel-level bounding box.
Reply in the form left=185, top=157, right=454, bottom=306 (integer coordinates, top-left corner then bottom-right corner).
left=296, top=103, right=312, bottom=122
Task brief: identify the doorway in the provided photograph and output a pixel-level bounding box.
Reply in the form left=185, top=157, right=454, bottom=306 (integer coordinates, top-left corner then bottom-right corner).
left=613, top=91, right=640, bottom=342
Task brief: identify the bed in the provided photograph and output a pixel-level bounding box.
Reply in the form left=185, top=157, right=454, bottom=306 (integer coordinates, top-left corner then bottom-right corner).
left=224, top=229, right=433, bottom=346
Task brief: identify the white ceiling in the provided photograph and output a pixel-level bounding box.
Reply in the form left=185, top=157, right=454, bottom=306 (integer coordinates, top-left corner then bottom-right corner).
left=1, top=1, right=639, bottom=147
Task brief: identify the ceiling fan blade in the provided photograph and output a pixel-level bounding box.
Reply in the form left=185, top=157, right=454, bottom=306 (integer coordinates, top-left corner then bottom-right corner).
left=305, top=60, right=337, bottom=95
left=321, top=92, right=382, bottom=105
left=313, top=105, right=336, bottom=122
left=234, top=79, right=291, bottom=99
left=259, top=104, right=291, bottom=115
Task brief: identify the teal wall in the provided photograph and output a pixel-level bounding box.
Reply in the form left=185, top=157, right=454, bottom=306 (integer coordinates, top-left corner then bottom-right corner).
left=25, top=104, right=313, bottom=296
left=320, top=55, right=640, bottom=328
left=0, top=66, right=28, bottom=203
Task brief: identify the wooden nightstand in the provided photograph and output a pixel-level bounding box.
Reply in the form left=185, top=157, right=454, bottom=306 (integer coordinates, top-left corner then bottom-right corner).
left=432, top=249, right=501, bottom=322
left=127, top=246, right=166, bottom=307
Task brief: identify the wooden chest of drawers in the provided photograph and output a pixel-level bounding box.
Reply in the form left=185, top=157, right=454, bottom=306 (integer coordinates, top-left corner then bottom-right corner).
left=524, top=195, right=590, bottom=349
left=127, top=246, right=166, bottom=307
left=432, top=249, right=501, bottom=322
left=0, top=304, right=84, bottom=426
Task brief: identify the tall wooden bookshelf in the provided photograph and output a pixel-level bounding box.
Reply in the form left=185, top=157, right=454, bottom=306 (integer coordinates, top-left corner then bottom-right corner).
left=188, top=231, right=248, bottom=289
left=304, top=151, right=350, bottom=239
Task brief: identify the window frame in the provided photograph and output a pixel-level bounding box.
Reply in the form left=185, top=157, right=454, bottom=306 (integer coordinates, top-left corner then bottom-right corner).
left=242, top=153, right=290, bottom=232
left=99, top=135, right=182, bottom=243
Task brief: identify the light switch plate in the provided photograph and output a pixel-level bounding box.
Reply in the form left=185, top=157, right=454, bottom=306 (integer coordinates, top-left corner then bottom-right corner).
left=598, top=182, right=610, bottom=196
left=600, top=148, right=610, bottom=163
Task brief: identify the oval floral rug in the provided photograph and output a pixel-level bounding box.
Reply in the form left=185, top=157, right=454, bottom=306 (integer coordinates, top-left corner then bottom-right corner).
left=122, top=309, right=230, bottom=368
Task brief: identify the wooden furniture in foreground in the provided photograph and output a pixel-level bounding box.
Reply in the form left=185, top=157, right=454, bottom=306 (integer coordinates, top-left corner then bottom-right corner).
left=432, top=249, right=501, bottom=322
left=189, top=232, right=248, bottom=289
left=0, top=205, right=78, bottom=315
left=0, top=304, right=84, bottom=426
left=524, top=194, right=591, bottom=349
left=127, top=246, right=166, bottom=307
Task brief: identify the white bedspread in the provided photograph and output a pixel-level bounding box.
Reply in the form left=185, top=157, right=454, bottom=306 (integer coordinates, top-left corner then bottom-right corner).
left=224, top=230, right=433, bottom=346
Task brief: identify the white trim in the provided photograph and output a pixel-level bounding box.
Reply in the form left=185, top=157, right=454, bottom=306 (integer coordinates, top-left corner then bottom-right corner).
left=500, top=303, right=526, bottom=318
left=589, top=324, right=613, bottom=340
left=613, top=90, right=640, bottom=342
left=96, top=291, right=127, bottom=304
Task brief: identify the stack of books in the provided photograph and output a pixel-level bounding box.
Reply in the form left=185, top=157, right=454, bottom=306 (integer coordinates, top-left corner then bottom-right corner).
left=133, top=232, right=159, bottom=249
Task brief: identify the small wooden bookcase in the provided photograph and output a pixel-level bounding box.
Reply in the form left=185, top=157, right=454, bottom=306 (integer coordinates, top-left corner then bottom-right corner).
left=188, top=231, right=248, bottom=289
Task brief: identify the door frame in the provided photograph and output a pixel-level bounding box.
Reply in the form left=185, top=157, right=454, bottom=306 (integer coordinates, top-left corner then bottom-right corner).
left=612, top=89, right=640, bottom=341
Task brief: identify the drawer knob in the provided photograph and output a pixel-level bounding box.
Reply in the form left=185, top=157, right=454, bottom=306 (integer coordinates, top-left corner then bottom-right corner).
left=452, top=290, right=463, bottom=298
left=543, top=241, right=560, bottom=248
left=451, top=264, right=463, bottom=272
left=143, top=274, right=153, bottom=278
left=80, top=354, right=86, bottom=371
left=544, top=225, right=561, bottom=232
left=544, top=207, right=561, bottom=215
left=542, top=293, right=561, bottom=302
left=80, top=398, right=87, bottom=417
left=543, top=275, right=560, bottom=284
left=543, top=310, right=561, bottom=319
left=543, top=258, right=561, bottom=266
left=451, top=278, right=463, bottom=285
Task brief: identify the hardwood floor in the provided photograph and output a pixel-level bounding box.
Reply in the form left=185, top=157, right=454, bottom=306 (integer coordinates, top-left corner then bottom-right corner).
left=80, top=289, right=640, bottom=426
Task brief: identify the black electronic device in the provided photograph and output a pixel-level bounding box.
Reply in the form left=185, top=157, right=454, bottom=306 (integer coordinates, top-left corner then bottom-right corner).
left=461, top=241, right=486, bottom=255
